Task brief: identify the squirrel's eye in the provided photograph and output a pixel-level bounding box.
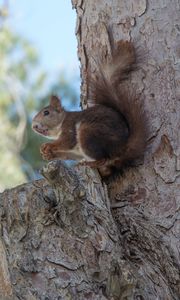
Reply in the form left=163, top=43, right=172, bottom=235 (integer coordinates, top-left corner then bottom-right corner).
left=43, top=110, right=49, bottom=116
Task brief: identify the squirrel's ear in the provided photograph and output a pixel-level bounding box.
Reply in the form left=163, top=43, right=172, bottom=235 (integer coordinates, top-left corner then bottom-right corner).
left=50, top=95, right=62, bottom=112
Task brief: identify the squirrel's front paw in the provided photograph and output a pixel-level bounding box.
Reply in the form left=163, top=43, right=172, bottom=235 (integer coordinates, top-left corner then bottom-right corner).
left=40, top=143, right=54, bottom=160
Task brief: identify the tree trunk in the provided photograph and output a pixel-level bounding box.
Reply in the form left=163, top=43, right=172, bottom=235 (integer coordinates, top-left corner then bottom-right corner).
left=0, top=0, right=179, bottom=299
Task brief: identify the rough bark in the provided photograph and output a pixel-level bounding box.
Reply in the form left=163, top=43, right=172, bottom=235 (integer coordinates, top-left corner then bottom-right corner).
left=0, top=0, right=180, bottom=299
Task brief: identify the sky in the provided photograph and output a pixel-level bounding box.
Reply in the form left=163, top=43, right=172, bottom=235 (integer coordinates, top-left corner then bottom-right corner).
left=10, top=0, right=79, bottom=75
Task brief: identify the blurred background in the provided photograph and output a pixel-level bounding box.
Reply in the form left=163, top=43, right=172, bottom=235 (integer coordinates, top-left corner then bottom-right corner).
left=0, top=0, right=80, bottom=192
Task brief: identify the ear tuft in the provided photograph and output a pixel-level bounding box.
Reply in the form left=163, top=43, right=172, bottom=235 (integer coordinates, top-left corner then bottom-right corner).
left=50, top=95, right=62, bottom=112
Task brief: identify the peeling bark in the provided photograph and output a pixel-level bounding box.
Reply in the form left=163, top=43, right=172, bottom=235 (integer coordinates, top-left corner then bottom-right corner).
left=0, top=0, right=180, bottom=299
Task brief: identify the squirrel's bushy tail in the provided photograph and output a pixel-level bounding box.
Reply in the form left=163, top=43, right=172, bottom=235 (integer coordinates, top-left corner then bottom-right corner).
left=90, top=40, right=148, bottom=167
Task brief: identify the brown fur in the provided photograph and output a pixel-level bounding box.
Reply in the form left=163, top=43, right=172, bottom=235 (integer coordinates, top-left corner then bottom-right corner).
left=32, top=40, right=148, bottom=177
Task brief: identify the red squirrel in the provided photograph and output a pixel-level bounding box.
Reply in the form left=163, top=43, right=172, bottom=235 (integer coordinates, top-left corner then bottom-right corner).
left=32, top=40, right=147, bottom=177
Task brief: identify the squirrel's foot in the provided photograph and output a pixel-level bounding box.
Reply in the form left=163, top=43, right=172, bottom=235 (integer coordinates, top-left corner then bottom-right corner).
left=40, top=143, right=55, bottom=160
left=77, top=159, right=106, bottom=168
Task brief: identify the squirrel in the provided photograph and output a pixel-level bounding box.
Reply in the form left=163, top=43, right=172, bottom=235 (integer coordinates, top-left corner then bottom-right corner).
left=32, top=40, right=147, bottom=177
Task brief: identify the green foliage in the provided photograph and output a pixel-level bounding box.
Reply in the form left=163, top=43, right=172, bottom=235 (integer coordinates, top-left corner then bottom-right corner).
left=0, top=11, right=79, bottom=191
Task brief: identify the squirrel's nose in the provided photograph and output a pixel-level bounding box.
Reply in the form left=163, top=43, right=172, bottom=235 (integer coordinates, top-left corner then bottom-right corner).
left=32, top=123, right=39, bottom=130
